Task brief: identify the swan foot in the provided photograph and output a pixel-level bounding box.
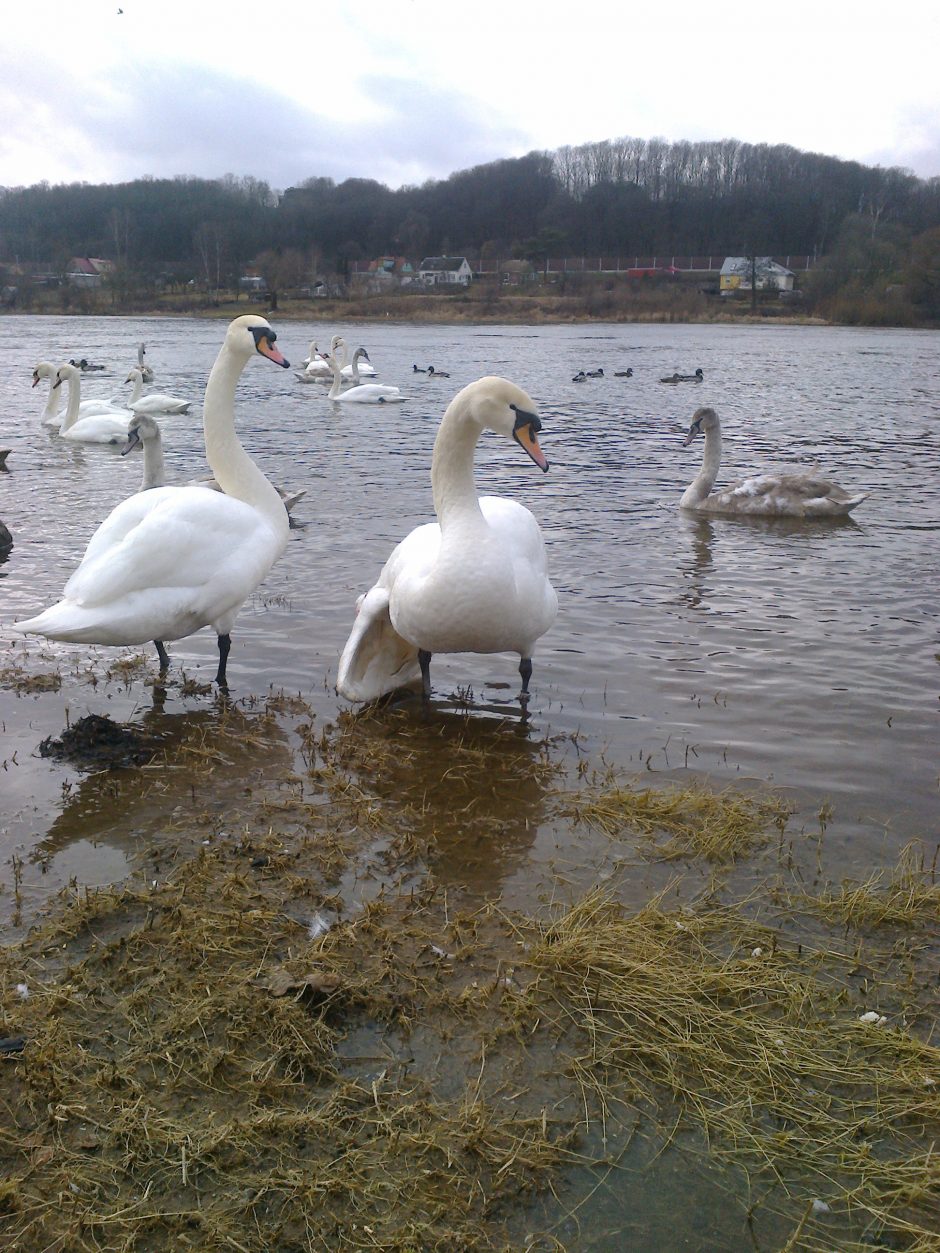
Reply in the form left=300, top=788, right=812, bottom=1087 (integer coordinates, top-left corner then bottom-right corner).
left=216, top=633, right=232, bottom=686
left=519, top=656, right=533, bottom=695
left=418, top=649, right=432, bottom=700
left=154, top=640, right=170, bottom=670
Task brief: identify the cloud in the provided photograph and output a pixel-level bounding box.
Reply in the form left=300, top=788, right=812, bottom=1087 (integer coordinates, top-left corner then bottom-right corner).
left=0, top=52, right=529, bottom=193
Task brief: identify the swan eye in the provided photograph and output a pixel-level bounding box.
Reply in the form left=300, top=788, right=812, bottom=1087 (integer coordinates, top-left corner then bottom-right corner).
left=509, top=403, right=541, bottom=434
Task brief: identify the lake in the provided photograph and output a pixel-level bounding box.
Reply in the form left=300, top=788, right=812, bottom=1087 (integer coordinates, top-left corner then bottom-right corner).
left=0, top=313, right=938, bottom=1246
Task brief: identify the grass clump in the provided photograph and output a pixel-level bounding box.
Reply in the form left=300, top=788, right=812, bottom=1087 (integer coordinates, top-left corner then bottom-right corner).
left=797, top=841, right=940, bottom=931
left=524, top=891, right=940, bottom=1252
left=562, top=782, right=791, bottom=862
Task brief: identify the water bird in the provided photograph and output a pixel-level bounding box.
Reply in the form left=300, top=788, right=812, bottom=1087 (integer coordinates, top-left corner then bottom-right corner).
left=413, top=364, right=429, bottom=373
left=326, top=349, right=403, bottom=404
left=614, top=368, right=634, bottom=377
left=427, top=366, right=450, bottom=378
left=336, top=376, right=556, bottom=703
left=17, top=315, right=292, bottom=683
left=136, top=342, right=155, bottom=382
left=124, top=367, right=192, bottom=415
left=54, top=364, right=133, bottom=442
left=69, top=358, right=107, bottom=372
left=586, top=368, right=605, bottom=378
left=680, top=406, right=867, bottom=517
left=32, top=362, right=67, bottom=427
left=661, top=368, right=704, bottom=383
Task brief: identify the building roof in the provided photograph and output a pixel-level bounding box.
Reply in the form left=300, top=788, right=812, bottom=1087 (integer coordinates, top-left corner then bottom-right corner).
left=418, top=256, right=469, bottom=271
left=721, top=256, right=794, bottom=277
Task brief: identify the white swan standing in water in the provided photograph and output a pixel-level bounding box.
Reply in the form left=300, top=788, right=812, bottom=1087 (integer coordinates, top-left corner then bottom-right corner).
left=124, top=367, right=192, bottom=415
left=54, top=364, right=133, bottom=443
left=326, top=349, right=403, bottom=404
left=17, top=316, right=291, bottom=682
left=336, top=376, right=556, bottom=702
left=121, top=411, right=306, bottom=513
left=680, top=406, right=867, bottom=517
left=32, top=362, right=66, bottom=427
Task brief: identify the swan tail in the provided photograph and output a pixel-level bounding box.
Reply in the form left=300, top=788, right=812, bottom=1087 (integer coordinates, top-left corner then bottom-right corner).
left=336, top=586, right=421, bottom=702
left=842, top=493, right=868, bottom=513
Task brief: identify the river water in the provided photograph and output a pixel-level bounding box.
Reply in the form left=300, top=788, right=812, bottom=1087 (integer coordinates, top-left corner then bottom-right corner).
left=1, top=315, right=938, bottom=899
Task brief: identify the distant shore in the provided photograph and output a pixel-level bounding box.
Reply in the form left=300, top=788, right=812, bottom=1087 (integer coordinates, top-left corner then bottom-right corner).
left=3, top=288, right=837, bottom=328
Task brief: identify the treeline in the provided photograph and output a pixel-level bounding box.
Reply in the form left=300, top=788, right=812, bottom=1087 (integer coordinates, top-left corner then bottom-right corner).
left=1, top=135, right=939, bottom=321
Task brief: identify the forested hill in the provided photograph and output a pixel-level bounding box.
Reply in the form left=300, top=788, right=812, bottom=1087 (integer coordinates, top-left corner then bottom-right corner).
left=2, top=135, right=938, bottom=278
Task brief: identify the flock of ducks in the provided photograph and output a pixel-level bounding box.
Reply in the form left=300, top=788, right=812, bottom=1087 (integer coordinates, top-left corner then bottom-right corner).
left=12, top=317, right=867, bottom=699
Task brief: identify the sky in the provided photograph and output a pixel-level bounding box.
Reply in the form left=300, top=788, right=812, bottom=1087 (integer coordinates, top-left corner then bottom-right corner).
left=2, top=0, right=938, bottom=193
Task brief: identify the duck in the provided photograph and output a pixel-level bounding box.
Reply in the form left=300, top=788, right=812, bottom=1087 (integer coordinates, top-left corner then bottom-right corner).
left=572, top=371, right=587, bottom=383
left=136, top=342, right=155, bottom=383
left=680, top=407, right=867, bottom=518
left=336, top=375, right=557, bottom=703
left=124, top=367, right=192, bottom=415
left=70, top=358, right=107, bottom=372
left=32, top=361, right=67, bottom=427
left=661, top=368, right=704, bottom=383
left=614, top=368, right=634, bottom=378
left=413, top=364, right=429, bottom=373
left=54, top=364, right=133, bottom=443
left=586, top=368, right=605, bottom=378
left=326, top=349, right=403, bottom=404
left=16, top=315, right=292, bottom=682
left=121, top=411, right=306, bottom=514
left=426, top=366, right=450, bottom=378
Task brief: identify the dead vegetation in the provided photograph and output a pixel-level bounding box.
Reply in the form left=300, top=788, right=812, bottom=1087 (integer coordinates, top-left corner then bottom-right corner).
left=1, top=688, right=938, bottom=1251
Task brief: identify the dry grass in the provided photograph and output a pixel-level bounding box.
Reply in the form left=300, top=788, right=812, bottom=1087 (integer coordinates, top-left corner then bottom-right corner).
left=1, top=689, right=938, bottom=1250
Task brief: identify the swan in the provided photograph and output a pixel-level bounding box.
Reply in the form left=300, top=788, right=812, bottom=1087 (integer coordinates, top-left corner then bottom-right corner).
left=336, top=375, right=557, bottom=703
left=136, top=343, right=154, bottom=383
left=680, top=407, right=867, bottom=518
left=122, top=411, right=306, bottom=513
left=32, top=362, right=67, bottom=427
left=661, top=368, right=704, bottom=383
left=54, top=364, right=133, bottom=443
left=333, top=335, right=377, bottom=378
left=326, top=349, right=404, bottom=404
left=295, top=340, right=332, bottom=383
left=16, top=315, right=292, bottom=682
left=124, top=367, right=192, bottom=415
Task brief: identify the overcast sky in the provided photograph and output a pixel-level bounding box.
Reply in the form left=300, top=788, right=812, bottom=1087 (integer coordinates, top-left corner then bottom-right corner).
left=2, top=0, right=937, bottom=193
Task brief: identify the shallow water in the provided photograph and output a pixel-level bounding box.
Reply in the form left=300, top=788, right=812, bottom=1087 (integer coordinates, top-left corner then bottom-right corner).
left=2, top=315, right=937, bottom=892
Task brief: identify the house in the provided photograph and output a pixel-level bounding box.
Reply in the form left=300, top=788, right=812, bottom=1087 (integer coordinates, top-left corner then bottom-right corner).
left=719, top=257, right=795, bottom=295
left=67, top=257, right=114, bottom=288
left=417, top=256, right=473, bottom=287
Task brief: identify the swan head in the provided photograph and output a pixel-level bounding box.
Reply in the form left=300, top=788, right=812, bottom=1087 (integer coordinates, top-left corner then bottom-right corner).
left=126, top=367, right=144, bottom=383
left=226, top=315, right=290, bottom=368
left=53, top=363, right=81, bottom=389
left=32, top=362, right=56, bottom=387
left=121, top=413, right=161, bottom=456
left=457, top=376, right=549, bottom=473
left=683, top=406, right=718, bottom=446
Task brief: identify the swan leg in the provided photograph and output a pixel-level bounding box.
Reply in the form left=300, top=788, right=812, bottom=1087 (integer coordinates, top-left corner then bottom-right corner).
left=418, top=649, right=432, bottom=699
left=519, top=656, right=533, bottom=694
left=216, top=633, right=232, bottom=686
left=154, top=640, right=170, bottom=670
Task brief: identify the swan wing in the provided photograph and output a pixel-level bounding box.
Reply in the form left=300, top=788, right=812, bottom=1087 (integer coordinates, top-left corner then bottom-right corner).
left=336, top=586, right=422, bottom=701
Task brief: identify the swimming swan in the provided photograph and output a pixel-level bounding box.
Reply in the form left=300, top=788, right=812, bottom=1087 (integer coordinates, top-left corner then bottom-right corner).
left=336, top=375, right=557, bottom=702
left=680, top=406, right=867, bottom=517
left=326, top=349, right=403, bottom=404
left=332, top=335, right=377, bottom=378
left=136, top=342, right=155, bottom=383
left=17, top=316, right=291, bottom=682
left=124, top=367, right=192, bottom=415
left=54, top=364, right=133, bottom=442
left=122, top=411, right=306, bottom=513
left=32, top=362, right=66, bottom=427
left=295, top=340, right=332, bottom=382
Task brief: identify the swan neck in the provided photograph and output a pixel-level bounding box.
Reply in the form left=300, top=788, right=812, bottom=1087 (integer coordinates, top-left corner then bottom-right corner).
left=127, top=373, right=144, bottom=404
left=682, top=424, right=721, bottom=507
left=202, top=345, right=285, bottom=528
left=430, top=402, right=484, bottom=528
left=59, top=375, right=80, bottom=432
left=141, top=438, right=166, bottom=490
